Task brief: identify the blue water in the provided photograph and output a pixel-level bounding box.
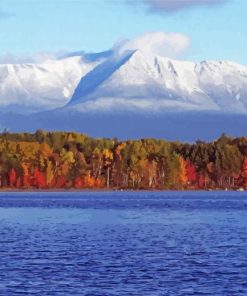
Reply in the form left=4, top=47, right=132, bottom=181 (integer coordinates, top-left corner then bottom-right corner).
left=1, top=191, right=247, bottom=295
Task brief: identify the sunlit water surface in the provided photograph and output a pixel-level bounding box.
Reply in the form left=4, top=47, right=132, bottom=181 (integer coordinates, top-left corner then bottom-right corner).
left=1, top=191, right=247, bottom=295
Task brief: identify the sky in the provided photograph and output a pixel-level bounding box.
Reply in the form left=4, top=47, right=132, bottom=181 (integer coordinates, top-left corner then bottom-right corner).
left=0, top=0, right=246, bottom=65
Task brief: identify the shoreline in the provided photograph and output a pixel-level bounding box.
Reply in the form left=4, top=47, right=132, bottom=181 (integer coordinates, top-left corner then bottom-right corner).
left=0, top=188, right=245, bottom=193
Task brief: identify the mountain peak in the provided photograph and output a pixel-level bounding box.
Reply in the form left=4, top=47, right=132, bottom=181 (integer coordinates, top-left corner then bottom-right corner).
left=65, top=50, right=247, bottom=114
left=68, top=50, right=136, bottom=105
left=0, top=44, right=247, bottom=115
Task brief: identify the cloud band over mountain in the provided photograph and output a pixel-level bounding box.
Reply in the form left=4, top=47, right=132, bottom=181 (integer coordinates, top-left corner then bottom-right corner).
left=129, top=0, right=228, bottom=13
left=116, top=32, right=190, bottom=59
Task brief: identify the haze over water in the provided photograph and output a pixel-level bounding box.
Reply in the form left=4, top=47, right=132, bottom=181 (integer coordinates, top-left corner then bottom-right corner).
left=1, top=191, right=247, bottom=295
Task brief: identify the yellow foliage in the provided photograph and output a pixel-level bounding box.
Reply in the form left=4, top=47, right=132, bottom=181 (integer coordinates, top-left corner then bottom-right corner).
left=46, top=160, right=54, bottom=186
left=179, top=156, right=188, bottom=187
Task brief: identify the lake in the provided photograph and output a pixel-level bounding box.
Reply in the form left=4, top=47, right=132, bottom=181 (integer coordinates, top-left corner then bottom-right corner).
left=0, top=191, right=247, bottom=295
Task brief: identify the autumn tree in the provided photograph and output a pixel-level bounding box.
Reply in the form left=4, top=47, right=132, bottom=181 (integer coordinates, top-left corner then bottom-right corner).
left=102, top=148, right=113, bottom=188
left=241, top=157, right=247, bottom=188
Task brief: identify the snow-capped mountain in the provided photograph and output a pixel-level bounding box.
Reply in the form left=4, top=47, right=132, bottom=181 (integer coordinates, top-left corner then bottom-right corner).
left=1, top=45, right=247, bottom=114
left=0, top=54, right=103, bottom=113
left=1, top=38, right=247, bottom=140
left=67, top=49, right=247, bottom=113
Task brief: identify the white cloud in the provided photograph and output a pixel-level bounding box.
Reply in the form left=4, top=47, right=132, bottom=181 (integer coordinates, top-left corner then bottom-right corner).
left=0, top=31, right=190, bottom=64
left=116, top=31, right=190, bottom=58
left=128, top=0, right=228, bottom=14
left=0, top=51, right=66, bottom=64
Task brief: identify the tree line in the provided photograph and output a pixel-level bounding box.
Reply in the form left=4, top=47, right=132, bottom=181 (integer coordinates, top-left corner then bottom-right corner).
left=0, top=130, right=247, bottom=190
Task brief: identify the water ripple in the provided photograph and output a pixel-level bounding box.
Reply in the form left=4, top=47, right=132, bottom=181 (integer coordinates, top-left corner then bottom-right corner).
left=0, top=192, right=247, bottom=295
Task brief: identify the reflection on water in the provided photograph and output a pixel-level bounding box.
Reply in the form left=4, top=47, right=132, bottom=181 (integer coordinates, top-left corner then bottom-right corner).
left=0, top=191, right=247, bottom=295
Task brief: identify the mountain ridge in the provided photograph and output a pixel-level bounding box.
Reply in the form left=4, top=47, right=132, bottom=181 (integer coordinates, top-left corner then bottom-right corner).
left=0, top=48, right=247, bottom=114
left=1, top=46, right=247, bottom=140
left=0, top=54, right=103, bottom=113
left=65, top=49, right=247, bottom=114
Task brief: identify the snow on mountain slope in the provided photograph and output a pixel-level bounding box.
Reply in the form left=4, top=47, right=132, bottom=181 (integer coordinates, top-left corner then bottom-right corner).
left=67, top=49, right=247, bottom=113
left=0, top=55, right=101, bottom=113
left=1, top=43, right=247, bottom=115
left=69, top=50, right=135, bottom=105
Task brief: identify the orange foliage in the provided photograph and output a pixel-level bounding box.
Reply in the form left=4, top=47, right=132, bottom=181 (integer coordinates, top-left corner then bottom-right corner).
left=21, top=163, right=31, bottom=188
left=1, top=132, right=247, bottom=191
left=83, top=175, right=95, bottom=188
left=179, top=156, right=188, bottom=187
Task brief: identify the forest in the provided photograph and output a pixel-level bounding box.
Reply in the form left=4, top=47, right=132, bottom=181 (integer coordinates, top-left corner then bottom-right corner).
left=0, top=130, right=247, bottom=190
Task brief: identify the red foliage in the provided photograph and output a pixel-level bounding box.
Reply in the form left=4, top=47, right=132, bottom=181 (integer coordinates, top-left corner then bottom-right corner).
left=94, top=178, right=105, bottom=188
left=16, top=177, right=21, bottom=189
left=186, top=161, right=196, bottom=183
left=74, top=177, right=84, bottom=189
left=23, top=176, right=30, bottom=188
left=8, top=168, right=17, bottom=188
left=242, top=157, right=247, bottom=188
left=55, top=176, right=66, bottom=188
left=198, top=173, right=205, bottom=189
left=33, top=168, right=46, bottom=189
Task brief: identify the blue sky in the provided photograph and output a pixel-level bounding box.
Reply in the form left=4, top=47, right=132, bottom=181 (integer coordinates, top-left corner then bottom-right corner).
left=0, top=0, right=246, bottom=65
